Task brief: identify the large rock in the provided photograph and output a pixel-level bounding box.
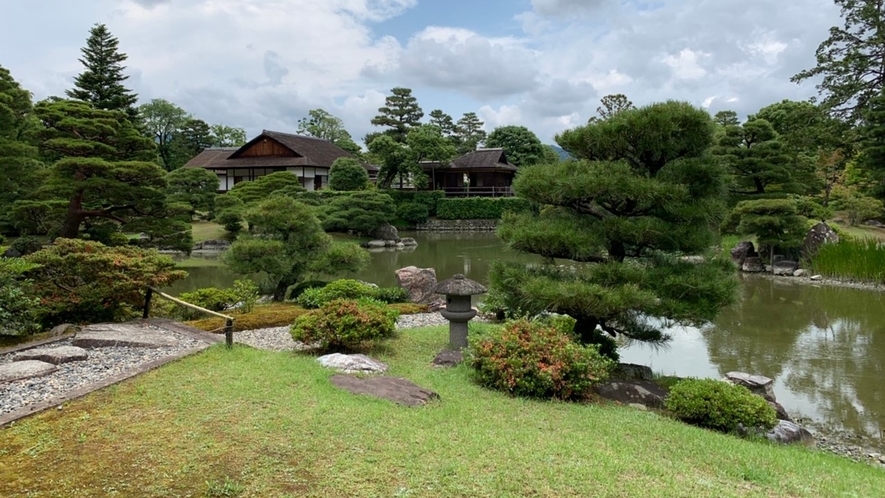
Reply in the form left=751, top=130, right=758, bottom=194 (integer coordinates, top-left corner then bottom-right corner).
left=725, top=372, right=776, bottom=401
left=593, top=380, right=668, bottom=410
left=741, top=256, right=765, bottom=273
left=611, top=363, right=654, bottom=381
left=365, top=240, right=387, bottom=248
left=14, top=346, right=88, bottom=365
left=769, top=400, right=793, bottom=422
left=395, top=266, right=446, bottom=311
left=772, top=260, right=799, bottom=276
left=373, top=223, right=400, bottom=242
left=0, top=360, right=58, bottom=382
left=730, top=241, right=756, bottom=267
left=766, top=420, right=815, bottom=446
left=400, top=237, right=418, bottom=247
left=330, top=375, right=440, bottom=407
left=431, top=349, right=463, bottom=367
left=317, top=353, right=388, bottom=374
left=73, top=323, right=178, bottom=348
left=802, top=222, right=839, bottom=259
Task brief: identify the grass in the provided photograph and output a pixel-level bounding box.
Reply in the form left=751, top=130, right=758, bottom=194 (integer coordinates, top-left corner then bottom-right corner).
left=1, top=326, right=883, bottom=497
left=192, top=221, right=228, bottom=244
left=808, top=238, right=885, bottom=284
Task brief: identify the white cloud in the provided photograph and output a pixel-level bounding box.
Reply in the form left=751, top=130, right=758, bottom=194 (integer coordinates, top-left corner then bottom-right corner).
left=662, top=49, right=709, bottom=80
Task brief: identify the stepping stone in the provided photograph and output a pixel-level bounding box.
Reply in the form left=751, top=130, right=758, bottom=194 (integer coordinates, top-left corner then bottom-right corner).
left=431, top=349, right=462, bottom=367
left=73, top=323, right=177, bottom=348
left=317, top=353, right=388, bottom=374
left=330, top=375, right=440, bottom=407
left=14, top=346, right=89, bottom=365
left=0, top=360, right=58, bottom=382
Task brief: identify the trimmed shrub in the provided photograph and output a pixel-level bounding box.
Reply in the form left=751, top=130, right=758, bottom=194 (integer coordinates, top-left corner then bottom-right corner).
left=0, top=257, right=40, bottom=336
left=287, top=280, right=328, bottom=301
left=231, top=279, right=260, bottom=314
left=328, top=157, right=369, bottom=191
left=387, top=190, right=445, bottom=216
left=290, top=298, right=399, bottom=350
left=437, top=197, right=532, bottom=220
left=296, top=279, right=375, bottom=308
left=295, top=287, right=325, bottom=309
left=9, top=236, right=43, bottom=256
left=470, top=319, right=614, bottom=400
left=396, top=202, right=430, bottom=225
left=665, top=378, right=778, bottom=433
left=373, top=286, right=409, bottom=304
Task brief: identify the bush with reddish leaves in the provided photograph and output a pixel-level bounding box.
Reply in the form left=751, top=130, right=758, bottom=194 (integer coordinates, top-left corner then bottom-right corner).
left=470, top=319, right=614, bottom=400
left=290, top=298, right=398, bottom=350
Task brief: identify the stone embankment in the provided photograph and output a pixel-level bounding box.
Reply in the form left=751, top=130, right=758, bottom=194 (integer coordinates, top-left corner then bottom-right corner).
left=416, top=219, right=498, bottom=231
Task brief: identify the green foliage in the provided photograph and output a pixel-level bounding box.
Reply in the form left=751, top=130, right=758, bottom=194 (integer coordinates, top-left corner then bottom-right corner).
left=24, top=239, right=185, bottom=326
left=0, top=257, right=40, bottom=336
left=387, top=190, right=445, bottom=216
left=665, top=378, right=778, bottom=433
left=485, top=125, right=545, bottom=167
left=296, top=279, right=408, bottom=308
left=595, top=94, right=635, bottom=120
left=455, top=112, right=487, bottom=153
left=369, top=87, right=424, bottom=144
left=227, top=172, right=305, bottom=206
left=286, top=280, right=328, bottom=301
left=809, top=238, right=885, bottom=283
left=436, top=197, right=533, bottom=220
left=224, top=196, right=368, bottom=300
left=297, top=108, right=361, bottom=155
left=232, top=279, right=260, bottom=314
left=791, top=0, right=885, bottom=122
left=214, top=195, right=245, bottom=233
left=494, top=101, right=737, bottom=354
left=328, top=157, right=369, bottom=191
left=290, top=298, right=398, bottom=350
left=139, top=99, right=189, bottom=170
left=835, top=189, right=884, bottom=225
left=8, top=236, right=44, bottom=256
left=66, top=23, right=138, bottom=119
left=178, top=287, right=236, bottom=320
left=858, top=90, right=885, bottom=199
left=726, top=199, right=808, bottom=255
left=469, top=319, right=614, bottom=400
left=712, top=118, right=795, bottom=196
left=396, top=202, right=429, bottom=225
left=316, top=190, right=395, bottom=235
left=165, top=167, right=219, bottom=217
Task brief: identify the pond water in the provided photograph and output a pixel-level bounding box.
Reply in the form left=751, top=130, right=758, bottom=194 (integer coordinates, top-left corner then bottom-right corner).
left=173, top=231, right=885, bottom=439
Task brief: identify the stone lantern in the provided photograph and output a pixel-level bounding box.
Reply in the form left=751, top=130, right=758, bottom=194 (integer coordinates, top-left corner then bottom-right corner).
left=433, top=274, right=487, bottom=350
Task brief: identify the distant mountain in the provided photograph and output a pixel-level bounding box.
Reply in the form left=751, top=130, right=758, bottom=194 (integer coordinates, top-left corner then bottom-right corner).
left=548, top=144, right=571, bottom=160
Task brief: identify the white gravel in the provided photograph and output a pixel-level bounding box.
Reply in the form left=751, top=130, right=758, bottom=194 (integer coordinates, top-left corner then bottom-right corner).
left=0, top=326, right=205, bottom=416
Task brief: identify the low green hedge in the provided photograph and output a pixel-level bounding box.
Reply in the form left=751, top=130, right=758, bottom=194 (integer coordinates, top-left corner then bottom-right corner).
left=436, top=197, right=533, bottom=220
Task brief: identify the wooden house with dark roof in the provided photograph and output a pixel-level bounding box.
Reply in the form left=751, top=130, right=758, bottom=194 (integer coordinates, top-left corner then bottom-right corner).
left=420, top=148, right=517, bottom=197
left=184, top=130, right=378, bottom=192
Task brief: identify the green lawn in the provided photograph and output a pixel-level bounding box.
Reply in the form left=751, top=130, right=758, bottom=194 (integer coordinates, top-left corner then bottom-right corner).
left=191, top=221, right=227, bottom=244
left=1, top=326, right=882, bottom=497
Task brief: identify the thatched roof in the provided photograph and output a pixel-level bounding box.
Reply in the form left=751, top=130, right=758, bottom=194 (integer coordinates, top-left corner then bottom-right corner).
left=184, top=130, right=378, bottom=171
left=421, top=148, right=517, bottom=172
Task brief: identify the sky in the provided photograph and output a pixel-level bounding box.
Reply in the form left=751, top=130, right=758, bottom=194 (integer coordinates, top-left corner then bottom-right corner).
left=0, top=0, right=841, bottom=145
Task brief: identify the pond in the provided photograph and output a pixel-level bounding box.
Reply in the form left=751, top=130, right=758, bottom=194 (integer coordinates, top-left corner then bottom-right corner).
left=173, top=231, right=885, bottom=440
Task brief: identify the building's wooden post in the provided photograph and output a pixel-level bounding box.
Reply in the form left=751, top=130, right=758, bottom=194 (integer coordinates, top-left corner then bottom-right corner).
left=142, top=287, right=153, bottom=319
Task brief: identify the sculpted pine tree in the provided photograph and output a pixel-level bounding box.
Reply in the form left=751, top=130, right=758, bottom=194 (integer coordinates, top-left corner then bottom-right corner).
left=66, top=24, right=138, bottom=119
left=792, top=0, right=885, bottom=121
left=485, top=125, right=545, bottom=167
left=455, top=112, right=487, bottom=153
left=713, top=110, right=740, bottom=127
left=712, top=118, right=794, bottom=196
left=18, top=100, right=190, bottom=250
left=369, top=87, right=424, bottom=143
left=493, top=101, right=737, bottom=358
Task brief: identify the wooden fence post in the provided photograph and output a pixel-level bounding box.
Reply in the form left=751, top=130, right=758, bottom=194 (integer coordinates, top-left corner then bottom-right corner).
left=224, top=318, right=234, bottom=348
left=143, top=287, right=153, bottom=319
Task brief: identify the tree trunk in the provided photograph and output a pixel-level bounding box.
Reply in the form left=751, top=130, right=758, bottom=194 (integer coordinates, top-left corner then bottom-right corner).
left=573, top=317, right=601, bottom=345
left=273, top=280, right=289, bottom=302
left=609, top=241, right=626, bottom=263
left=754, top=177, right=765, bottom=194
left=58, top=192, right=85, bottom=239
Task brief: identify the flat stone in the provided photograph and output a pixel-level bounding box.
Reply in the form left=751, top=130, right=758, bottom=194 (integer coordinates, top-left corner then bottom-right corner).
left=431, top=349, right=463, bottom=367
left=611, top=363, right=654, bottom=381
left=725, top=371, right=776, bottom=401
left=49, top=323, right=77, bottom=337
left=14, top=346, right=88, bottom=364
left=593, top=380, right=668, bottom=410
left=765, top=420, right=815, bottom=446
left=0, top=360, right=58, bottom=382
left=317, top=353, right=388, bottom=374
left=73, top=323, right=178, bottom=348
left=330, top=374, right=440, bottom=407
left=810, top=274, right=823, bottom=281
left=793, top=269, right=808, bottom=277
left=772, top=260, right=799, bottom=276
left=400, top=237, right=418, bottom=246
left=365, top=240, right=387, bottom=248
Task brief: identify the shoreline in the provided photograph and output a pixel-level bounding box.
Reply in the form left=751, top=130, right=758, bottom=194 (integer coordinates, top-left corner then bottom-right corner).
left=740, top=271, right=885, bottom=293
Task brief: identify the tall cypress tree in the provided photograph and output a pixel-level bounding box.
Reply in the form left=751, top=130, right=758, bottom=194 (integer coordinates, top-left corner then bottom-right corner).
left=66, top=23, right=138, bottom=120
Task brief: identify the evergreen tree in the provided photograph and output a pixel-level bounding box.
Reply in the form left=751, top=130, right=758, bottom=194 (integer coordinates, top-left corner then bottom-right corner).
left=0, top=65, right=43, bottom=234
left=138, top=99, right=189, bottom=171
left=493, top=101, right=737, bottom=357
left=328, top=157, right=369, bottom=191
left=792, top=0, right=885, bottom=121
left=66, top=24, right=138, bottom=119
left=296, top=108, right=361, bottom=155
left=596, top=93, right=634, bottom=120
left=429, top=110, right=458, bottom=137
left=369, top=87, right=423, bottom=143
left=455, top=112, right=486, bottom=153
left=712, top=118, right=794, bottom=196
left=713, top=110, right=741, bottom=127
left=857, top=89, right=885, bottom=198
left=165, top=167, right=219, bottom=217
left=727, top=199, right=808, bottom=263
left=167, top=118, right=214, bottom=168
left=486, top=125, right=545, bottom=167
left=16, top=100, right=189, bottom=250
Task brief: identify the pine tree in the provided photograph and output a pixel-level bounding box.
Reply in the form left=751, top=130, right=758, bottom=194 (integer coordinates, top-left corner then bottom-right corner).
left=66, top=24, right=138, bottom=119
left=712, top=118, right=794, bottom=196
left=857, top=89, right=885, bottom=198
left=369, top=87, right=423, bottom=143
left=492, top=101, right=737, bottom=358
left=455, top=112, right=486, bottom=153
left=485, top=125, right=545, bottom=167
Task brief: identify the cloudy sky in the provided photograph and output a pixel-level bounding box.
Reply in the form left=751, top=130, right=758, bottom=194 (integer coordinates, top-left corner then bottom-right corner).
left=1, top=0, right=840, bottom=144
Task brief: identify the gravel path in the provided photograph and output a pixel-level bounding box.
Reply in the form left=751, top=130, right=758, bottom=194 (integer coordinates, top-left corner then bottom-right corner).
left=234, top=312, right=454, bottom=352
left=0, top=326, right=205, bottom=417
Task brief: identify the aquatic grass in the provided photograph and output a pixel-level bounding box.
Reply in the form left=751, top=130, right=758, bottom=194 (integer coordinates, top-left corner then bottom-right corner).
left=1, top=326, right=884, bottom=497
left=809, top=238, right=885, bottom=283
